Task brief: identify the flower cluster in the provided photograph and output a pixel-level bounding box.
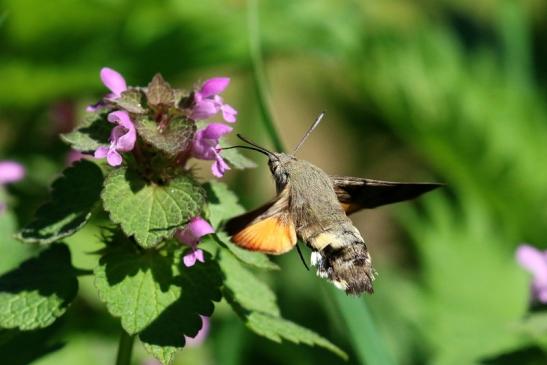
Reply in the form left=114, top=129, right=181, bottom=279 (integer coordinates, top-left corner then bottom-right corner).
left=88, top=68, right=237, bottom=177
left=0, top=161, right=25, bottom=214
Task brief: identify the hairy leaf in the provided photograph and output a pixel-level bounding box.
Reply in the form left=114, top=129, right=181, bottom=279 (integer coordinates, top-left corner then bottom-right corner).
left=94, top=243, right=222, bottom=364
left=102, top=168, right=205, bottom=248
left=146, top=74, right=175, bottom=107
left=0, top=243, right=78, bottom=330
left=219, top=249, right=345, bottom=358
left=16, top=160, right=103, bottom=244
left=245, top=312, right=347, bottom=359
left=61, top=110, right=112, bottom=152
left=136, top=116, right=195, bottom=157
left=113, top=89, right=146, bottom=114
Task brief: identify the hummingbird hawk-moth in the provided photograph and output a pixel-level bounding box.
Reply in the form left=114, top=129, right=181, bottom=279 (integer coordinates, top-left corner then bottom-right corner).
left=224, top=114, right=441, bottom=295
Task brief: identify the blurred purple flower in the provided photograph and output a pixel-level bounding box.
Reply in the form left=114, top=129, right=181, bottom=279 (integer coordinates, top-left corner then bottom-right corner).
left=0, top=161, right=25, bottom=214
left=184, top=316, right=210, bottom=347
left=94, top=111, right=136, bottom=167
left=191, top=123, right=232, bottom=178
left=191, top=77, right=237, bottom=123
left=176, top=217, right=214, bottom=267
left=0, top=161, right=25, bottom=185
left=516, top=244, right=547, bottom=303
left=66, top=150, right=85, bottom=166
left=86, top=67, right=127, bottom=112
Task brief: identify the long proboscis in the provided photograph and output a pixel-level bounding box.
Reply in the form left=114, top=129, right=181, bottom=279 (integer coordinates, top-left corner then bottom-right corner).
left=292, top=112, right=325, bottom=156
left=221, top=134, right=280, bottom=161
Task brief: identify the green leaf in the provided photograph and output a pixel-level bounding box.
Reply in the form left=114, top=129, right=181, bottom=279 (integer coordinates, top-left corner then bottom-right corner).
left=102, top=167, right=205, bottom=248
left=245, top=312, right=347, bottom=359
left=0, top=325, right=64, bottom=365
left=219, top=249, right=279, bottom=316
left=16, top=160, right=103, bottom=244
left=205, top=181, right=278, bottom=270
left=94, top=242, right=222, bottom=364
left=136, top=116, right=195, bottom=157
left=146, top=74, right=175, bottom=106
left=219, top=140, right=257, bottom=169
left=60, top=111, right=112, bottom=152
left=0, top=243, right=78, bottom=330
left=113, top=89, right=146, bottom=114
left=219, top=248, right=345, bottom=358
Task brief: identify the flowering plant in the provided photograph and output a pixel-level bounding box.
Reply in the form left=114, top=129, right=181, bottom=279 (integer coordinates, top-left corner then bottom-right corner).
left=0, top=69, right=345, bottom=365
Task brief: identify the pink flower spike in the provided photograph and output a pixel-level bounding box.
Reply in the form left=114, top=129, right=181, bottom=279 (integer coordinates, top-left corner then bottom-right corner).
left=184, top=316, right=210, bottom=347
left=191, top=123, right=232, bottom=160
left=94, top=111, right=136, bottom=167
left=199, top=77, right=230, bottom=98
left=190, top=77, right=237, bottom=121
left=100, top=67, right=127, bottom=98
left=516, top=244, right=547, bottom=303
left=220, top=103, right=238, bottom=123
left=0, top=161, right=25, bottom=185
left=211, top=150, right=230, bottom=178
left=177, top=217, right=214, bottom=246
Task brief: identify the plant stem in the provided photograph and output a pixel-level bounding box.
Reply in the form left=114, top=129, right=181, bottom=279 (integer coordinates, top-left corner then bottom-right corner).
left=115, top=329, right=135, bottom=365
left=246, top=0, right=285, bottom=153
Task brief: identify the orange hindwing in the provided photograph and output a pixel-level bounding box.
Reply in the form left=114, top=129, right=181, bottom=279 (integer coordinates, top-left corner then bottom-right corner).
left=231, top=214, right=296, bottom=254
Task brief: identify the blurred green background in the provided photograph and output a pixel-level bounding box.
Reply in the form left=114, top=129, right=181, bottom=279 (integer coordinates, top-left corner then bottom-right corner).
left=1, top=0, right=547, bottom=364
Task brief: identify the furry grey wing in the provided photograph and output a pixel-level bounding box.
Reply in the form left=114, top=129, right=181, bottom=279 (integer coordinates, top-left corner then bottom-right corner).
left=331, top=176, right=442, bottom=214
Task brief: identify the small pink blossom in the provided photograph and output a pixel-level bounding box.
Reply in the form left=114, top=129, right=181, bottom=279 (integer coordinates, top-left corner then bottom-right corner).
left=184, top=316, right=210, bottom=347
left=191, top=77, right=238, bottom=123
left=516, top=244, right=547, bottom=303
left=0, top=161, right=25, bottom=184
left=86, top=67, right=128, bottom=112
left=0, top=161, right=25, bottom=214
left=94, top=111, right=136, bottom=167
left=191, top=123, right=232, bottom=178
left=176, top=217, right=214, bottom=267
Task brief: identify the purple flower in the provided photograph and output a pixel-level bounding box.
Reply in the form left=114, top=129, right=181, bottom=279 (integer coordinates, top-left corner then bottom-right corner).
left=0, top=161, right=25, bottom=214
left=0, top=161, right=25, bottom=185
left=191, top=77, right=238, bottom=123
left=516, top=244, right=547, bottom=303
left=86, top=67, right=127, bottom=112
left=176, top=217, right=214, bottom=267
left=184, top=316, right=210, bottom=347
left=94, top=111, right=136, bottom=167
left=191, top=123, right=232, bottom=178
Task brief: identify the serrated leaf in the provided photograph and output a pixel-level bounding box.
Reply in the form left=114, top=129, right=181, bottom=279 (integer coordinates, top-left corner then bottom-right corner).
left=219, top=140, right=257, bottom=169
left=0, top=243, right=78, bottom=330
left=94, top=243, right=222, bottom=364
left=219, top=249, right=346, bottom=359
left=113, top=89, right=146, bottom=114
left=146, top=74, right=175, bottom=106
left=245, top=312, right=347, bottom=359
left=16, top=160, right=103, bottom=244
left=136, top=116, right=195, bottom=157
left=219, top=249, right=279, bottom=317
left=205, top=181, right=278, bottom=270
left=102, top=167, right=205, bottom=248
left=61, top=111, right=112, bottom=152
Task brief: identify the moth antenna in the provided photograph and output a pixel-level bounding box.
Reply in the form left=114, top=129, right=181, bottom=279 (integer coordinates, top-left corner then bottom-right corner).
left=292, top=112, right=325, bottom=156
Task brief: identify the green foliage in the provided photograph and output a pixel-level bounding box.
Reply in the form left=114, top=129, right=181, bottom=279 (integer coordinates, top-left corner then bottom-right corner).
left=219, top=249, right=346, bottom=358
left=61, top=111, right=112, bottom=152
left=101, top=167, right=205, bottom=248
left=94, top=240, right=222, bottom=363
left=16, top=160, right=103, bottom=244
left=219, top=141, right=258, bottom=170
left=136, top=117, right=195, bottom=157
left=0, top=243, right=78, bottom=330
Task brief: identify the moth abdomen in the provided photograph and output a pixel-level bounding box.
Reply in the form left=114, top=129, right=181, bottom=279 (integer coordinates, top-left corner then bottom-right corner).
left=309, top=227, right=375, bottom=295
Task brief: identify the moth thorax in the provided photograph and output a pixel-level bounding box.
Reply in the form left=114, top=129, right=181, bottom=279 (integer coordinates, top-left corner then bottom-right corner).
left=311, top=243, right=375, bottom=295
